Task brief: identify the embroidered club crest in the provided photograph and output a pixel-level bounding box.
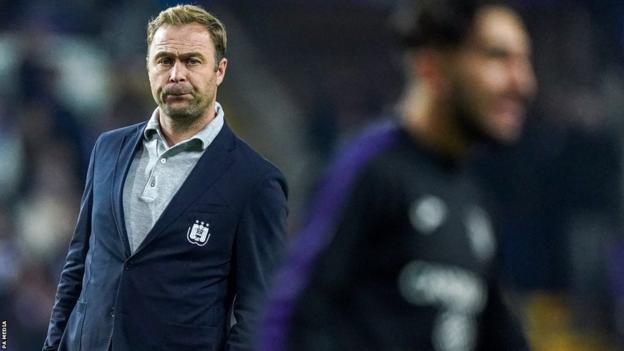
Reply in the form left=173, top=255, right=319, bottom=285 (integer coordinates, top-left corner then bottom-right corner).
left=187, top=220, right=211, bottom=246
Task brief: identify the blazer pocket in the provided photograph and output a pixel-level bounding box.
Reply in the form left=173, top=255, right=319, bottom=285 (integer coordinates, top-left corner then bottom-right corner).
left=61, top=301, right=87, bottom=350
left=185, top=209, right=234, bottom=253
left=161, top=324, right=221, bottom=351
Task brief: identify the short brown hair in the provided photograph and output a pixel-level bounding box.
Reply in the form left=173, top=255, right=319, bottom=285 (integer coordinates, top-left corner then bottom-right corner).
left=146, top=4, right=227, bottom=63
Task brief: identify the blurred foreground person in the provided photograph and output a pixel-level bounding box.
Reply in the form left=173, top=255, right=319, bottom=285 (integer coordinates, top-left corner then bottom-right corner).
left=43, top=4, right=288, bottom=351
left=259, top=0, right=536, bottom=350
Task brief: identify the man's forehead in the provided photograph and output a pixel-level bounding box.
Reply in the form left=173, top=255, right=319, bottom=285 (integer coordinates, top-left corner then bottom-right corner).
left=150, top=23, right=214, bottom=53
left=470, top=6, right=531, bottom=52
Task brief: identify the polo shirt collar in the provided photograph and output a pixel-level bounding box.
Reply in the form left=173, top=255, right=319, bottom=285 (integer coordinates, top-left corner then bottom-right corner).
left=144, top=102, right=225, bottom=150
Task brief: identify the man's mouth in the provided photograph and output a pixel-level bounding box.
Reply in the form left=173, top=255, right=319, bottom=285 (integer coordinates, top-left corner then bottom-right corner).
left=495, top=95, right=527, bottom=119
left=163, top=85, right=193, bottom=98
left=498, top=100, right=522, bottom=118
left=164, top=92, right=192, bottom=101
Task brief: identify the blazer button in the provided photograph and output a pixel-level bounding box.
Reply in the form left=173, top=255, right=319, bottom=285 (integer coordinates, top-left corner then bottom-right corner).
left=124, top=262, right=133, bottom=271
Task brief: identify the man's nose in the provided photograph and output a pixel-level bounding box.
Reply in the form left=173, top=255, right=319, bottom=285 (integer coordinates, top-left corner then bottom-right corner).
left=510, top=57, right=537, bottom=98
left=169, top=61, right=187, bottom=83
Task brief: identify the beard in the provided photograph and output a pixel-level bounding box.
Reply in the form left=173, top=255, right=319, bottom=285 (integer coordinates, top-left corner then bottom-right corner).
left=449, top=81, right=525, bottom=148
left=452, top=93, right=500, bottom=147
left=159, top=85, right=212, bottom=122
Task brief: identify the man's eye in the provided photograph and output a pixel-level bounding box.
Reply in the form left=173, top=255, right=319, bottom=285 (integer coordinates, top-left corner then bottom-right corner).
left=482, top=48, right=510, bottom=60
left=159, top=57, right=173, bottom=65
left=187, top=58, right=201, bottom=65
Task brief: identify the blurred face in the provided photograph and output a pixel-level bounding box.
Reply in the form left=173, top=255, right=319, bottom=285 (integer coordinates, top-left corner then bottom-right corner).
left=446, top=6, right=536, bottom=144
left=147, top=23, right=227, bottom=123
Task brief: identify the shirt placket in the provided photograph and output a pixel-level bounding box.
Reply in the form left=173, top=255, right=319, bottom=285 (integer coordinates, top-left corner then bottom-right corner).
left=141, top=139, right=169, bottom=202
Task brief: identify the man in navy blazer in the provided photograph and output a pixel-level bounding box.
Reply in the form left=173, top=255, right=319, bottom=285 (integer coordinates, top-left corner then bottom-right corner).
left=43, top=4, right=288, bottom=351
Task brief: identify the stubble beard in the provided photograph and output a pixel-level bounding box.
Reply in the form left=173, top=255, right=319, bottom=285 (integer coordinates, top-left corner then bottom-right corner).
left=160, top=93, right=211, bottom=123
left=450, top=82, right=506, bottom=148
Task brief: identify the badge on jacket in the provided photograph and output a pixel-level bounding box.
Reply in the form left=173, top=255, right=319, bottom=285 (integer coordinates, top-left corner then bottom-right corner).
left=187, top=220, right=211, bottom=246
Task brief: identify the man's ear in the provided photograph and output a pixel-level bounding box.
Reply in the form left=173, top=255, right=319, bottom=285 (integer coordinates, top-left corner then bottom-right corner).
left=216, top=58, right=228, bottom=86
left=407, top=48, right=451, bottom=95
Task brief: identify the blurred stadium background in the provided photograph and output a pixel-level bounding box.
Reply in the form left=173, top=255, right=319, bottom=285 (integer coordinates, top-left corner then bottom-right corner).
left=1, top=0, right=624, bottom=350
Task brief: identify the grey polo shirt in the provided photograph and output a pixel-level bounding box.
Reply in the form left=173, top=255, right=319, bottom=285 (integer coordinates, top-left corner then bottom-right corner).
left=122, top=103, right=224, bottom=253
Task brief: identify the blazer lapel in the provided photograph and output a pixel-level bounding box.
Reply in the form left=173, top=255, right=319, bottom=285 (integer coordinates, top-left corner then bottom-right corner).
left=111, top=123, right=146, bottom=258
left=132, top=122, right=236, bottom=256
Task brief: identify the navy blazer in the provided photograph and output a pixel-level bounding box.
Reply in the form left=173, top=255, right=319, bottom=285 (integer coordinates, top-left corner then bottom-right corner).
left=43, top=121, right=288, bottom=351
